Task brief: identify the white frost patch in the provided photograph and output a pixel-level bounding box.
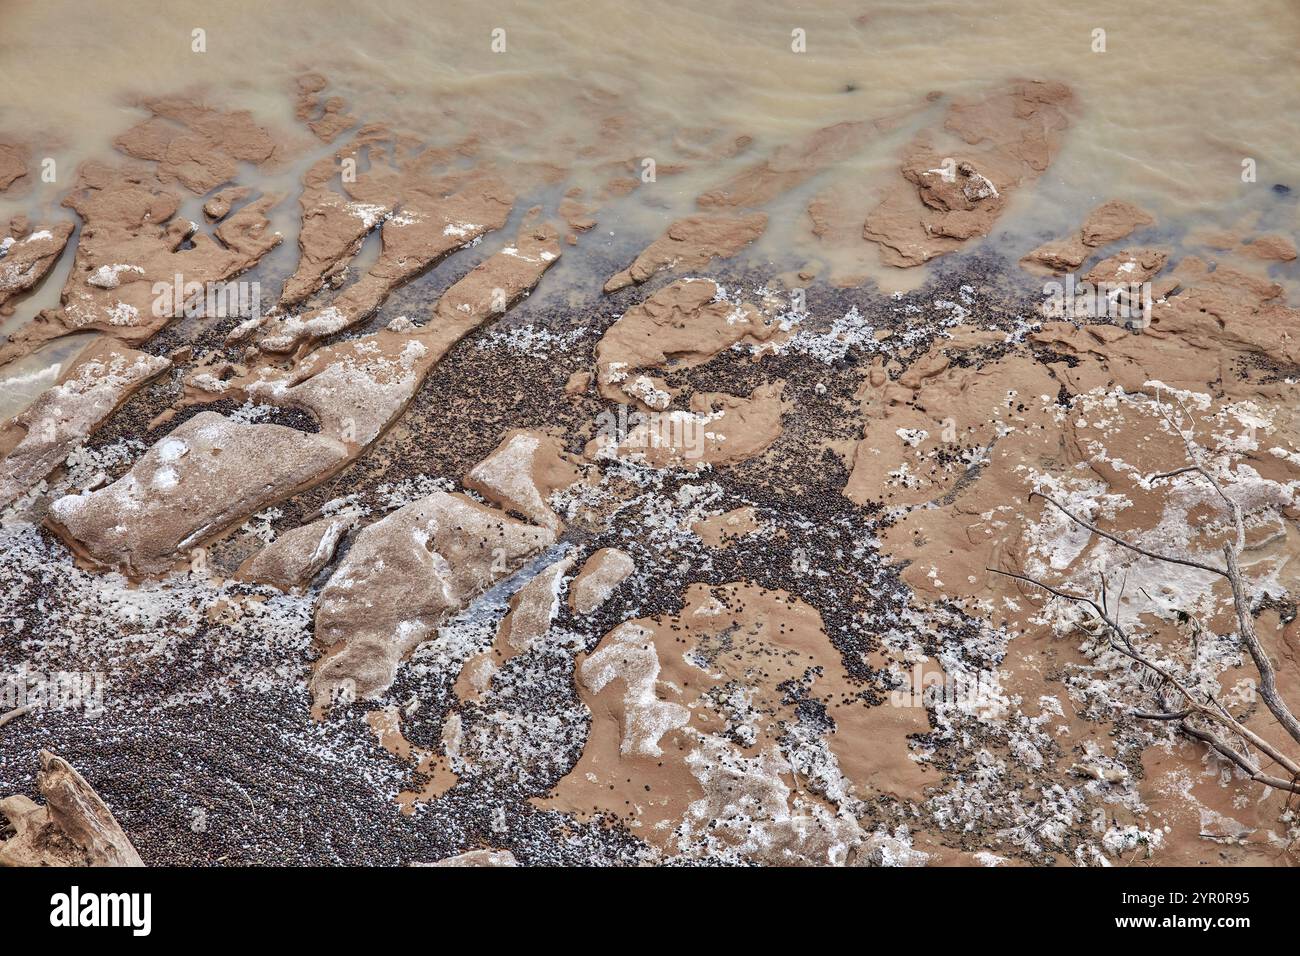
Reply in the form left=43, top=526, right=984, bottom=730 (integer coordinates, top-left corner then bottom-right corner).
left=580, top=623, right=690, bottom=757
left=156, top=437, right=189, bottom=463
left=87, top=264, right=144, bottom=290
left=346, top=203, right=390, bottom=229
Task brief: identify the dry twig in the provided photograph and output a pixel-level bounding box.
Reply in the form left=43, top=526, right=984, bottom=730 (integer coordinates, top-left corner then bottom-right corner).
left=992, top=397, right=1300, bottom=794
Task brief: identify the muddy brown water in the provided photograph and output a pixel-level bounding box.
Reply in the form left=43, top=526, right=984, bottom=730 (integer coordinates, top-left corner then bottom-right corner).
left=3, top=0, right=1298, bottom=303
left=2, top=2, right=1300, bottom=866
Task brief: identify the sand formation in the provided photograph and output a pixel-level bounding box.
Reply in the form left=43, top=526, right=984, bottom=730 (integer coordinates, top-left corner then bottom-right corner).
left=2, top=73, right=1299, bottom=868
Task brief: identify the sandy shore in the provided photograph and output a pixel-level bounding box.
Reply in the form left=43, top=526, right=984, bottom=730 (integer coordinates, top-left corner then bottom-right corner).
left=1, top=4, right=1299, bottom=868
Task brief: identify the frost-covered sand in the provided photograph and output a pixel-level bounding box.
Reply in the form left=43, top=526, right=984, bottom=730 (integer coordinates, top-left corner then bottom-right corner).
left=2, top=3, right=1300, bottom=866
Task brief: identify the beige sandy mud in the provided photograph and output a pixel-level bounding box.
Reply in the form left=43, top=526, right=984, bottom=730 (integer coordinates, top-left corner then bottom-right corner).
left=878, top=379, right=1300, bottom=852
left=294, top=73, right=357, bottom=143
left=691, top=506, right=762, bottom=547
left=1036, top=260, right=1299, bottom=395
left=594, top=278, right=783, bottom=409
left=544, top=582, right=934, bottom=864
left=237, top=514, right=354, bottom=590
left=604, top=212, right=767, bottom=292
left=2, top=0, right=1299, bottom=870
left=698, top=111, right=918, bottom=210
left=455, top=554, right=577, bottom=703
left=114, top=96, right=284, bottom=194
left=1081, top=247, right=1168, bottom=285
left=463, top=428, right=584, bottom=532
left=844, top=339, right=1055, bottom=509
left=196, top=218, right=560, bottom=431
left=48, top=411, right=349, bottom=574
left=269, top=128, right=510, bottom=315
left=1192, top=227, right=1299, bottom=264
left=0, top=140, right=29, bottom=193
left=243, top=325, right=446, bottom=447
left=1021, top=199, right=1156, bottom=272
left=311, top=491, right=554, bottom=708
left=864, top=81, right=1074, bottom=267
left=1080, top=200, right=1157, bottom=246
left=0, top=337, right=169, bottom=507
left=257, top=168, right=514, bottom=353
left=0, top=161, right=281, bottom=367
left=855, top=252, right=1300, bottom=862
left=496, top=555, right=575, bottom=652
left=0, top=220, right=74, bottom=314
left=589, top=381, right=790, bottom=470
left=227, top=225, right=559, bottom=438
left=568, top=547, right=634, bottom=615
left=276, top=153, right=386, bottom=308
left=201, top=185, right=250, bottom=222
left=110, top=219, right=565, bottom=571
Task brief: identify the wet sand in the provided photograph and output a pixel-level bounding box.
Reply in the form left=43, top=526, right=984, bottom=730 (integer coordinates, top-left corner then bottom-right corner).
left=1, top=1, right=1299, bottom=867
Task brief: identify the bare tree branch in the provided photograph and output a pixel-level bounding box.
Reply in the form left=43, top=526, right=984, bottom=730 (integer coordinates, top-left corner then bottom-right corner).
left=1223, top=546, right=1300, bottom=745
left=988, top=566, right=1300, bottom=786
left=1029, top=491, right=1226, bottom=578
left=0, top=704, right=34, bottom=729
left=991, top=394, right=1300, bottom=796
